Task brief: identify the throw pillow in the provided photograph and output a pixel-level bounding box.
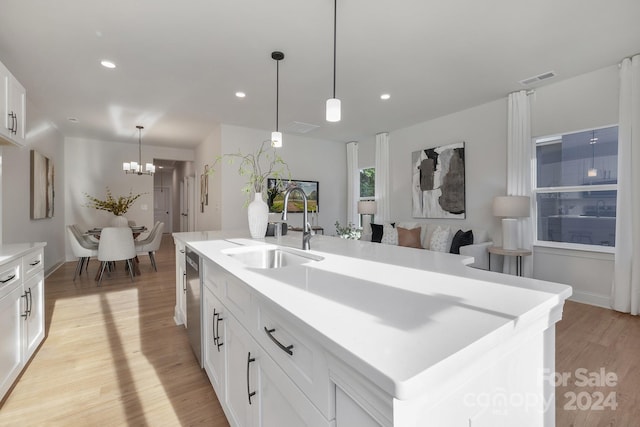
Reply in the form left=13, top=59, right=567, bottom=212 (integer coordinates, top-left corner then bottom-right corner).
left=370, top=223, right=384, bottom=243
left=429, top=226, right=451, bottom=252
left=380, top=223, right=398, bottom=245
left=397, top=227, right=422, bottom=248
left=450, top=229, right=474, bottom=254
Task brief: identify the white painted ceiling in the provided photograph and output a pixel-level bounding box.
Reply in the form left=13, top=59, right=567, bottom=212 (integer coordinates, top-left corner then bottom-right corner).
left=0, top=0, right=638, bottom=148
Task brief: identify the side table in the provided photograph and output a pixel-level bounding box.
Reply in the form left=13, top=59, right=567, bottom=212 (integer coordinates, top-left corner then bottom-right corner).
left=487, top=246, right=532, bottom=277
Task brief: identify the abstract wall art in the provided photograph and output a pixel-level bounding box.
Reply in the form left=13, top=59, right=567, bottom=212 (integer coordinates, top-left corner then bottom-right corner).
left=411, top=142, right=465, bottom=219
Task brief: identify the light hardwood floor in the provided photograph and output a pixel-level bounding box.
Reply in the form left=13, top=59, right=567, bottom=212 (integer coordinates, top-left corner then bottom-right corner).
left=1, top=236, right=638, bottom=426
left=555, top=300, right=640, bottom=426
left=0, top=234, right=229, bottom=427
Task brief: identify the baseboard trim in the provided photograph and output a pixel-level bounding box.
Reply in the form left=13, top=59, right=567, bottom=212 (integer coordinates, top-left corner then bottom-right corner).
left=45, top=261, right=66, bottom=279
left=568, top=290, right=611, bottom=309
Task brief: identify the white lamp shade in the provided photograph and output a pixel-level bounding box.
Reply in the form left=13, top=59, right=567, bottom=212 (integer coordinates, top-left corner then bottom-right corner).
left=493, top=196, right=530, bottom=218
left=145, top=163, right=155, bottom=173
left=358, top=200, right=377, bottom=215
left=130, top=161, right=138, bottom=172
left=326, top=98, right=341, bottom=122
left=271, top=131, right=282, bottom=148
left=123, top=162, right=131, bottom=171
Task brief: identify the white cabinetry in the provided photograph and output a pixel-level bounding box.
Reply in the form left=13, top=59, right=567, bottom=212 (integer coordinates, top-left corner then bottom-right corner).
left=0, top=260, right=24, bottom=399
left=173, top=239, right=187, bottom=326
left=0, top=59, right=26, bottom=147
left=203, top=286, right=225, bottom=396
left=201, top=258, right=331, bottom=427
left=0, top=245, right=45, bottom=401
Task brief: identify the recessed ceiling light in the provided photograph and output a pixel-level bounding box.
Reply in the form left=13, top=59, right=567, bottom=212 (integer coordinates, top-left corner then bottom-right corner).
left=67, top=117, right=79, bottom=123
left=100, top=60, right=116, bottom=69
left=235, top=92, right=246, bottom=98
left=380, top=94, right=391, bottom=100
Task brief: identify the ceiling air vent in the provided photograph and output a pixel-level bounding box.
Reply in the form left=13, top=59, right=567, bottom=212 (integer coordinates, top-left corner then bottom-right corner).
left=519, top=71, right=556, bottom=86
left=283, top=121, right=320, bottom=134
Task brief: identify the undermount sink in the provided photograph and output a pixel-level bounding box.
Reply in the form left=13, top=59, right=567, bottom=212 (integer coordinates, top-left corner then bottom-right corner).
left=223, top=245, right=323, bottom=269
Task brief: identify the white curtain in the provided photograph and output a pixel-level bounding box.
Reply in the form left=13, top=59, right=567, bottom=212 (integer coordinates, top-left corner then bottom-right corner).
left=505, top=90, right=533, bottom=277
left=375, top=132, right=390, bottom=222
left=346, top=141, right=360, bottom=226
left=611, top=55, right=640, bottom=315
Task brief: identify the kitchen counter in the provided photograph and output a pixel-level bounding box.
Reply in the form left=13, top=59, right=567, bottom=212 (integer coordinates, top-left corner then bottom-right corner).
left=0, top=242, right=47, bottom=265
left=174, top=231, right=572, bottom=403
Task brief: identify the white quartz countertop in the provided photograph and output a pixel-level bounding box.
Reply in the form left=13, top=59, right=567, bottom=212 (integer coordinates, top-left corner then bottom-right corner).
left=174, top=231, right=572, bottom=400
left=0, top=242, right=46, bottom=265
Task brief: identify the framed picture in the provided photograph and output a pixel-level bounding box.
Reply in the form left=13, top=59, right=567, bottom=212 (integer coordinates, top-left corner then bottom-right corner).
left=411, top=142, right=465, bottom=219
left=30, top=150, right=55, bottom=219
left=267, top=179, right=319, bottom=213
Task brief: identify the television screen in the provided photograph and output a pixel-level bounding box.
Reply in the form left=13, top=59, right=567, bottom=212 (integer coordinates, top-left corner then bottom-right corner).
left=267, top=179, right=319, bottom=213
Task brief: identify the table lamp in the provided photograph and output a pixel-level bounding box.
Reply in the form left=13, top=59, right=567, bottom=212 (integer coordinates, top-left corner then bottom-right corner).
left=493, top=196, right=530, bottom=250
left=358, top=200, right=377, bottom=234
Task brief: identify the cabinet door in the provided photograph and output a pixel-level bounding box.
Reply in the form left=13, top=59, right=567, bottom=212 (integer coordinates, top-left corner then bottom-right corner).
left=224, top=314, right=255, bottom=427
left=203, top=287, right=226, bottom=398
left=0, top=283, right=24, bottom=400
left=257, top=340, right=331, bottom=427
left=7, top=75, right=25, bottom=144
left=0, top=63, right=10, bottom=141
left=23, top=272, right=45, bottom=362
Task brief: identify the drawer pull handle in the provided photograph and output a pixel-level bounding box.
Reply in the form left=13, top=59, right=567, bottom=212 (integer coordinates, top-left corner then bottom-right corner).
left=1, top=273, right=16, bottom=283
left=29, top=260, right=41, bottom=266
left=264, top=327, right=294, bottom=356
left=247, top=352, right=256, bottom=405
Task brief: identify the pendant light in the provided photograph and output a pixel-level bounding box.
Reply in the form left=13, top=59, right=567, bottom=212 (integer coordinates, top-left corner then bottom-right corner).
left=587, top=130, right=598, bottom=177
left=326, top=0, right=341, bottom=122
left=271, top=51, right=284, bottom=148
left=123, top=125, right=155, bottom=175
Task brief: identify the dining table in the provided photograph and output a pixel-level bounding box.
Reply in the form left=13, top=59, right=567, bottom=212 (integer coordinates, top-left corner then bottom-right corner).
left=86, top=225, right=148, bottom=279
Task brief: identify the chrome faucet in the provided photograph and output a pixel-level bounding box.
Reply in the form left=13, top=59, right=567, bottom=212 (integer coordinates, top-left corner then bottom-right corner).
left=281, top=186, right=313, bottom=250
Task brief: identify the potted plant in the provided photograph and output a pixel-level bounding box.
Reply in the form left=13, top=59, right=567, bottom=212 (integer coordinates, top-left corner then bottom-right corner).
left=335, top=221, right=362, bottom=240
left=84, top=187, right=144, bottom=226
left=209, top=140, right=290, bottom=238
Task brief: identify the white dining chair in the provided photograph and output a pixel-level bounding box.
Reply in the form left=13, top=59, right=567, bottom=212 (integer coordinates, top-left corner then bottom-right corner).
left=67, top=226, right=98, bottom=281
left=97, top=227, right=137, bottom=286
left=135, top=222, right=164, bottom=271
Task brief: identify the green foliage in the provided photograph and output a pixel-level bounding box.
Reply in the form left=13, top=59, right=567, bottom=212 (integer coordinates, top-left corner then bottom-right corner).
left=335, top=221, right=362, bottom=240
left=209, top=140, right=291, bottom=205
left=360, top=167, right=375, bottom=198
left=84, top=187, right=143, bottom=216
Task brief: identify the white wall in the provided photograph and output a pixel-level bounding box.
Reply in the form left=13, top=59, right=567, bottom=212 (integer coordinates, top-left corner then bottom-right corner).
left=204, top=124, right=346, bottom=234
left=389, top=98, right=507, bottom=241
left=64, top=137, right=194, bottom=261
left=1, top=100, right=66, bottom=273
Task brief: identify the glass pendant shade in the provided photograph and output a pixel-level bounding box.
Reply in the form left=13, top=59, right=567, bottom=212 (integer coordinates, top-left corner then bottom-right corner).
left=326, top=98, right=341, bottom=122
left=271, top=131, right=282, bottom=148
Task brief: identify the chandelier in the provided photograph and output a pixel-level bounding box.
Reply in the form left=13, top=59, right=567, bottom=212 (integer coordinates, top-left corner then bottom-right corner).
left=123, top=125, right=155, bottom=175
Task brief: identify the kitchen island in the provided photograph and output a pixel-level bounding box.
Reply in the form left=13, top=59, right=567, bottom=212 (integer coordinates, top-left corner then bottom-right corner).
left=173, top=231, right=571, bottom=426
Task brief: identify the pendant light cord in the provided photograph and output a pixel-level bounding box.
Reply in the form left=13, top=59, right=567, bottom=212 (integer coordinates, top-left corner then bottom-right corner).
left=332, top=0, right=337, bottom=98
left=276, top=59, right=280, bottom=132
left=137, top=126, right=143, bottom=165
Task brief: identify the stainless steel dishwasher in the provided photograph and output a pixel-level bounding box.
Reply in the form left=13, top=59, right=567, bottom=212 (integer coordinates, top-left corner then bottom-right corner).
left=185, top=247, right=202, bottom=367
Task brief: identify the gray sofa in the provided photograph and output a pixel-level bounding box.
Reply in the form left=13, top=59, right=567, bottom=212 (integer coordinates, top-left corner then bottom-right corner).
left=360, top=221, right=492, bottom=270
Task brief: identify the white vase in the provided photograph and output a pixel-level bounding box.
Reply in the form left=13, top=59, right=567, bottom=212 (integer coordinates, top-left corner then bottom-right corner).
left=110, top=215, right=128, bottom=227
left=247, top=193, right=269, bottom=239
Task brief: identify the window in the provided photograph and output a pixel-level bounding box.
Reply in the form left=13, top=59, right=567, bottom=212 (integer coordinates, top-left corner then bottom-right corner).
left=359, top=167, right=375, bottom=199
left=533, top=126, right=618, bottom=249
